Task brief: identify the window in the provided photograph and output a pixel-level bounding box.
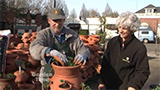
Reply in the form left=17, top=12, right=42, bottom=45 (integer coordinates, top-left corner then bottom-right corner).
left=142, top=31, right=149, bottom=34
left=145, top=8, right=154, bottom=13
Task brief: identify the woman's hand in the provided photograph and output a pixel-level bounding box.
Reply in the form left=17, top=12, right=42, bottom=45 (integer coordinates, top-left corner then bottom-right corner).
left=98, top=84, right=106, bottom=90
left=128, top=87, right=136, bottom=90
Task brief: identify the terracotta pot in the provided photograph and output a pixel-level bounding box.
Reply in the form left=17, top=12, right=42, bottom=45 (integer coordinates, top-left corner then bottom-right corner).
left=0, top=76, right=18, bottom=90
left=89, top=35, right=100, bottom=38
left=28, top=54, right=40, bottom=67
left=87, top=35, right=100, bottom=45
left=25, top=66, right=41, bottom=77
left=14, top=70, right=29, bottom=87
left=87, top=44, right=101, bottom=52
left=87, top=37, right=100, bottom=45
left=17, top=49, right=29, bottom=54
left=49, top=63, right=82, bottom=90
left=17, top=43, right=30, bottom=49
left=30, top=35, right=37, bottom=43
left=79, top=35, right=88, bottom=43
left=19, top=83, right=35, bottom=90
left=16, top=53, right=28, bottom=61
left=5, top=51, right=18, bottom=73
left=21, top=32, right=31, bottom=43
left=8, top=34, right=21, bottom=48
left=32, top=79, right=42, bottom=90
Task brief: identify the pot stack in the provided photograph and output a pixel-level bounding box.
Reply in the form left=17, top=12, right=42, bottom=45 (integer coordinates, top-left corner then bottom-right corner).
left=4, top=32, right=41, bottom=89
left=79, top=35, right=103, bottom=82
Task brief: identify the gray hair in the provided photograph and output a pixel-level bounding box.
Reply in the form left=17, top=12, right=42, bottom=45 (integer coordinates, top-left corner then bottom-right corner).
left=116, top=11, right=141, bottom=32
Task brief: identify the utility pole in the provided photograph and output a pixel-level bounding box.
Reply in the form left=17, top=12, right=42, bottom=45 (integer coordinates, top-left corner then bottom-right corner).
left=54, top=0, right=56, bottom=8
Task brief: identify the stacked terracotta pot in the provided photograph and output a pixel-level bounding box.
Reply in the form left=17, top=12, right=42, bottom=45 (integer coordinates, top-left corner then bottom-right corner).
left=5, top=32, right=41, bottom=90
left=79, top=35, right=102, bottom=82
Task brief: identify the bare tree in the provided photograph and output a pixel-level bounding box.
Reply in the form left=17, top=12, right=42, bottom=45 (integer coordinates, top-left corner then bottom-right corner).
left=88, top=9, right=100, bottom=18
left=69, top=9, right=77, bottom=19
left=109, top=11, right=119, bottom=18
left=79, top=3, right=89, bottom=24
left=102, top=2, right=112, bottom=17
left=42, top=0, right=68, bottom=16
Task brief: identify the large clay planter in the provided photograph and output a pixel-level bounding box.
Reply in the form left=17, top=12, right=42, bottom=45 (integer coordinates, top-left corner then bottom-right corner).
left=49, top=63, right=82, bottom=90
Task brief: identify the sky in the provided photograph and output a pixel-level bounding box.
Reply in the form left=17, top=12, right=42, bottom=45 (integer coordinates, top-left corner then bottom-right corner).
left=65, top=0, right=160, bottom=16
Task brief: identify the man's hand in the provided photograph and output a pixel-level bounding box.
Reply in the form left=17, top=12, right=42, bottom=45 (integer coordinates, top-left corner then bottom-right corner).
left=74, top=54, right=87, bottom=65
left=50, top=50, right=68, bottom=64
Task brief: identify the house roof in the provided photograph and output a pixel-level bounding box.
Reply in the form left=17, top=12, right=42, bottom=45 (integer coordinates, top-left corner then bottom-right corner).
left=135, top=4, right=160, bottom=13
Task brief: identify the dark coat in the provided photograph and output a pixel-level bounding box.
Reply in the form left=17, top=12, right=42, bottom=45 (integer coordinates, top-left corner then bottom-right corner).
left=100, top=35, right=150, bottom=90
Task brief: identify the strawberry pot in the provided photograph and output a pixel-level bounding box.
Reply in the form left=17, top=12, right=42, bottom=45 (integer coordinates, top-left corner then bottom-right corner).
left=49, top=62, right=82, bottom=90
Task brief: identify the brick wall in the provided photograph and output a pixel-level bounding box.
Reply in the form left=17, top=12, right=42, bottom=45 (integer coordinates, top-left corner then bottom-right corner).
left=140, top=18, right=160, bottom=33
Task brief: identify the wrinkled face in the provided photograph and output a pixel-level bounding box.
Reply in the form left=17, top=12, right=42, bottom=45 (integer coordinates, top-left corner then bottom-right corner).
left=48, top=18, right=65, bottom=35
left=118, top=26, right=133, bottom=41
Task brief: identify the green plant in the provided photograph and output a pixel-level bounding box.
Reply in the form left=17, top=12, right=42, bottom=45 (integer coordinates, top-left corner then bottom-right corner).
left=59, top=79, right=70, bottom=88
left=25, top=61, right=32, bottom=68
left=0, top=73, right=14, bottom=79
left=67, top=56, right=76, bottom=66
left=80, top=83, right=91, bottom=90
left=0, top=73, right=14, bottom=90
left=53, top=56, right=76, bottom=66
left=96, top=30, right=106, bottom=44
left=43, top=81, right=50, bottom=90
left=150, top=85, right=160, bottom=90
left=3, top=85, right=12, bottom=90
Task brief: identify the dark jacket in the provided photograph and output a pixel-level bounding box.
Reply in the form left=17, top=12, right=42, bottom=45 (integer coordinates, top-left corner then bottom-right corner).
left=100, top=35, right=150, bottom=90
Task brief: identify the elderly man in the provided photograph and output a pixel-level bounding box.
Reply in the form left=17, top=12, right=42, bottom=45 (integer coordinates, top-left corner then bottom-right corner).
left=29, top=8, right=90, bottom=87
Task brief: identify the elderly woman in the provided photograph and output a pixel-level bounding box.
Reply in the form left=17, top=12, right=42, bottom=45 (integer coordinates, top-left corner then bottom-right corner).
left=98, top=11, right=150, bottom=90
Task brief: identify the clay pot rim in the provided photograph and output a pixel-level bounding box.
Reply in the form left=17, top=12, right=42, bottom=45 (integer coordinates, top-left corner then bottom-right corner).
left=51, top=62, right=81, bottom=69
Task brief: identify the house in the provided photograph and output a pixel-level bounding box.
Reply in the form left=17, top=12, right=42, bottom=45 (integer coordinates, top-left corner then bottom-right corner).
left=65, top=17, right=118, bottom=39
left=135, top=4, right=160, bottom=35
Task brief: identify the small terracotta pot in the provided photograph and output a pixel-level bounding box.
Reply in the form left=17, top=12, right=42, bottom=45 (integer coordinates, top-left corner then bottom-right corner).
left=32, top=79, right=42, bottom=90
left=14, top=70, right=29, bottom=87
left=0, top=76, right=18, bottom=90
left=79, top=35, right=88, bottom=43
left=21, top=32, right=31, bottom=43
left=87, top=35, right=100, bottom=45
left=19, top=83, right=35, bottom=90
left=17, top=43, right=30, bottom=49
left=5, top=52, right=18, bottom=73
left=28, top=54, right=40, bottom=67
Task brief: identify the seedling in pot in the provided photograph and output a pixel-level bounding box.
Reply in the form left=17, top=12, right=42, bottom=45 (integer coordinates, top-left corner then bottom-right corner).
left=59, top=79, right=70, bottom=88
